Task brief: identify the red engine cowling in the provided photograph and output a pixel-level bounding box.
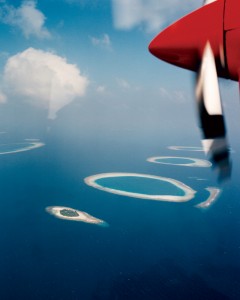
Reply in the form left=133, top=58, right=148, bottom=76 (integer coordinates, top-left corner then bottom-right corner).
left=224, top=0, right=240, bottom=81
left=149, top=0, right=240, bottom=82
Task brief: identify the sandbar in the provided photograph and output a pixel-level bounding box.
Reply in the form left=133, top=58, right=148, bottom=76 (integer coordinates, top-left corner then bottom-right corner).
left=25, top=138, right=40, bottom=142
left=196, top=187, right=221, bottom=209
left=0, top=142, right=45, bottom=155
left=168, top=146, right=204, bottom=152
left=189, top=177, right=208, bottom=181
left=147, top=156, right=211, bottom=167
left=46, top=206, right=108, bottom=226
left=84, top=173, right=196, bottom=202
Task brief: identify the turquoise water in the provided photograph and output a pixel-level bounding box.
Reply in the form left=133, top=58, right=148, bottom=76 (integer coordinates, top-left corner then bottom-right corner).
left=95, top=176, right=186, bottom=196
left=155, top=158, right=195, bottom=164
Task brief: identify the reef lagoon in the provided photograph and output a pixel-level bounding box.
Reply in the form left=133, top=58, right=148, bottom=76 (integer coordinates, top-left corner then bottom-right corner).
left=147, top=156, right=212, bottom=167
left=85, top=173, right=196, bottom=202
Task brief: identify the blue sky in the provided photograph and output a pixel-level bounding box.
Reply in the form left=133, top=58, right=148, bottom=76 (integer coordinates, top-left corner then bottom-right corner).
left=0, top=0, right=238, bottom=143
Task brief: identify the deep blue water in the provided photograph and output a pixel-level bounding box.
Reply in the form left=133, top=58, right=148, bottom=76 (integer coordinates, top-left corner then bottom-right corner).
left=0, top=131, right=240, bottom=300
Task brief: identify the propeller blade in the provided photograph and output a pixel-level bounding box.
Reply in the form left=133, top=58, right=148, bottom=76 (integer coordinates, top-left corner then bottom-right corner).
left=196, top=43, right=231, bottom=181
left=196, top=43, right=222, bottom=116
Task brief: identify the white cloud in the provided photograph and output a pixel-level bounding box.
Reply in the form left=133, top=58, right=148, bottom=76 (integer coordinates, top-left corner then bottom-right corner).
left=112, top=0, right=202, bottom=32
left=159, top=87, right=188, bottom=103
left=0, top=0, right=51, bottom=39
left=90, top=34, right=112, bottom=51
left=0, top=91, right=7, bottom=103
left=96, top=85, right=106, bottom=93
left=2, top=48, right=89, bottom=119
left=159, top=87, right=171, bottom=98
left=116, top=78, right=131, bottom=89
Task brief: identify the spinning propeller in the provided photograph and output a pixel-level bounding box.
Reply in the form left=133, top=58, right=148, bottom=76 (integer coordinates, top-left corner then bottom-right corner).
left=195, top=42, right=230, bottom=180
left=148, top=0, right=240, bottom=180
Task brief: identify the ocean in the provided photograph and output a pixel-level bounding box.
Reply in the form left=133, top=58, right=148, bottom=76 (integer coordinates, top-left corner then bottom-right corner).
left=0, top=130, right=239, bottom=299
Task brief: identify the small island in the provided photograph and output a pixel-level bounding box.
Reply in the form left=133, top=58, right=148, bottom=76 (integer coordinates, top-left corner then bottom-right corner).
left=46, top=206, right=108, bottom=226
left=168, top=146, right=204, bottom=152
left=196, top=187, right=221, bottom=209
left=25, top=138, right=40, bottom=142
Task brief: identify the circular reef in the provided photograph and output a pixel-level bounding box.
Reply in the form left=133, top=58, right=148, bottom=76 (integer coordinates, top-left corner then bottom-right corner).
left=147, top=156, right=211, bottom=167
left=84, top=173, right=196, bottom=202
